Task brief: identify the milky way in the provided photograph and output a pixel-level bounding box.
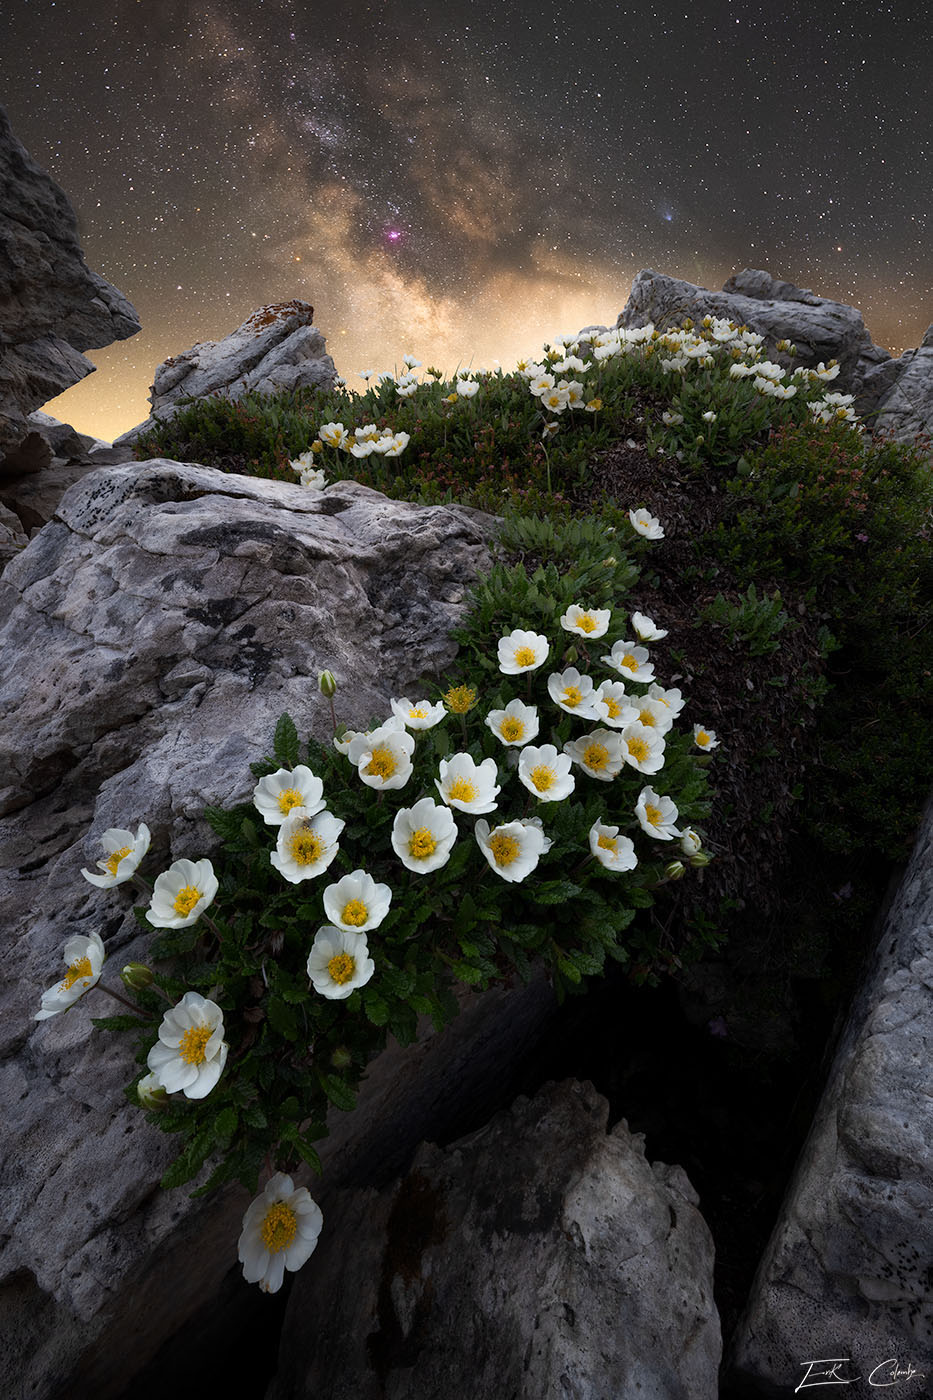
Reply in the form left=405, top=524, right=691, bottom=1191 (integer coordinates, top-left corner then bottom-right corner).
left=2, top=0, right=930, bottom=439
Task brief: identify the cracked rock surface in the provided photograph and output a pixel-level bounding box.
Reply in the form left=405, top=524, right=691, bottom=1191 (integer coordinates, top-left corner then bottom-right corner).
left=0, top=461, right=497, bottom=1399
left=268, top=1079, right=722, bottom=1400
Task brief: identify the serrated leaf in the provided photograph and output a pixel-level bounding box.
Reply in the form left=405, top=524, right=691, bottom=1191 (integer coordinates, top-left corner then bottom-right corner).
left=266, top=996, right=299, bottom=1041
left=273, top=713, right=300, bottom=768
left=317, top=1072, right=357, bottom=1113
left=213, top=1106, right=238, bottom=1142
left=203, top=805, right=247, bottom=843
left=90, top=1014, right=148, bottom=1032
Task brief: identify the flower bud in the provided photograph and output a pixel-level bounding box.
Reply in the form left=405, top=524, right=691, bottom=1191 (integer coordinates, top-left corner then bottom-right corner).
left=689, top=851, right=712, bottom=868
left=564, top=645, right=579, bottom=665
left=137, top=1072, right=169, bottom=1111
left=664, top=860, right=686, bottom=882
left=121, top=962, right=154, bottom=991
left=318, top=670, right=338, bottom=698
left=330, top=1045, right=353, bottom=1070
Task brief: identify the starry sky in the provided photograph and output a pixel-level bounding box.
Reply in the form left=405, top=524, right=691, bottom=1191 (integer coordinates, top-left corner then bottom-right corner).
left=2, top=0, right=931, bottom=441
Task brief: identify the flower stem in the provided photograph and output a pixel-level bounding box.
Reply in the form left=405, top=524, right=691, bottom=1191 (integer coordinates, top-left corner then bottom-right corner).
left=92, top=984, right=153, bottom=1018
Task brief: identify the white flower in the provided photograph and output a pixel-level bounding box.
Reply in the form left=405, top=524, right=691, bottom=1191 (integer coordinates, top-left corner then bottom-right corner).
left=588, top=820, right=638, bottom=872
left=497, top=629, right=549, bottom=674
left=648, top=682, right=686, bottom=715
left=770, top=383, right=797, bottom=400
left=630, top=696, right=674, bottom=735
left=485, top=697, right=539, bottom=747
left=332, top=728, right=362, bottom=756
left=628, top=509, right=665, bottom=540
left=323, top=869, right=392, bottom=933
left=358, top=369, right=376, bottom=381
left=517, top=744, right=576, bottom=801
left=528, top=372, right=555, bottom=397
left=147, top=858, right=218, bottom=929
left=35, top=932, right=106, bottom=1020
left=390, top=697, right=447, bottom=730
left=146, top=991, right=228, bottom=1099
left=630, top=611, right=668, bottom=642
left=661, top=410, right=684, bottom=426
left=619, top=720, right=666, bottom=775
left=319, top=422, right=350, bottom=450
left=382, top=432, right=411, bottom=457
left=396, top=381, right=418, bottom=398
left=563, top=729, right=625, bottom=782
left=474, top=817, right=552, bottom=883
left=349, top=439, right=374, bottom=457
left=252, top=765, right=325, bottom=826
left=238, top=1172, right=323, bottom=1294
left=681, top=828, right=703, bottom=856
left=601, top=639, right=656, bottom=684
left=635, top=787, right=680, bottom=840
left=539, top=385, right=570, bottom=413
left=391, top=798, right=458, bottom=873
left=307, top=925, right=375, bottom=999
left=81, top=823, right=151, bottom=888
left=692, top=724, right=720, bottom=751
left=701, top=411, right=717, bottom=423
left=402, top=354, right=422, bottom=369
left=271, top=810, right=345, bottom=883
left=457, top=379, right=479, bottom=398
left=554, top=356, right=591, bottom=373
left=560, top=603, right=611, bottom=639
left=297, top=467, right=327, bottom=489
left=813, top=360, right=841, bottom=381
left=542, top=422, right=560, bottom=438
left=547, top=666, right=597, bottom=719
left=435, top=754, right=500, bottom=813
left=590, top=680, right=638, bottom=728
left=729, top=362, right=757, bottom=379
left=348, top=723, right=415, bottom=791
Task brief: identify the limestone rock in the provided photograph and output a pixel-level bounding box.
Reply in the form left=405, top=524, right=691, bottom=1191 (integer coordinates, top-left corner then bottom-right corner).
left=872, top=345, right=933, bottom=447
left=0, top=499, right=28, bottom=568
left=729, top=794, right=933, bottom=1391
left=115, top=302, right=337, bottom=444
left=269, top=1080, right=721, bottom=1400
left=0, top=105, right=140, bottom=470
left=0, top=461, right=504, bottom=1398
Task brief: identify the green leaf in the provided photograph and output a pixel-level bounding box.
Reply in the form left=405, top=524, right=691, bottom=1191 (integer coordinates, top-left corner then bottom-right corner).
left=273, top=713, right=300, bottom=768
left=203, top=805, right=247, bottom=843
left=317, top=1072, right=357, bottom=1113
left=266, top=997, right=299, bottom=1041
left=213, top=1106, right=238, bottom=1142
left=90, top=1014, right=148, bottom=1032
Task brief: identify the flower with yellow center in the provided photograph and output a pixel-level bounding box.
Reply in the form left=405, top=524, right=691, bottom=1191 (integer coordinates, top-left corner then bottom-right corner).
left=348, top=720, right=415, bottom=791
left=588, top=819, right=638, bottom=872
left=619, top=720, right=666, bottom=775
left=474, top=817, right=552, bottom=883
left=435, top=754, right=500, bottom=813
left=559, top=603, right=611, bottom=640
left=547, top=666, right=597, bottom=719
left=585, top=397, right=602, bottom=412
left=147, top=858, right=218, bottom=929
left=81, top=823, right=151, bottom=888
left=319, top=421, right=350, bottom=450
left=307, top=926, right=375, bottom=1000
left=648, top=683, right=686, bottom=716
left=238, top=1172, right=324, bottom=1294
left=692, top=724, right=720, bottom=752
left=497, top=628, right=549, bottom=676
left=390, top=696, right=447, bottom=730
left=272, top=809, right=345, bottom=884
left=630, top=611, right=668, bottom=643
left=563, top=729, right=625, bottom=782
left=590, top=680, right=638, bottom=730
left=633, top=697, right=674, bottom=735
left=635, top=787, right=681, bottom=841
left=323, top=869, right=392, bottom=933
left=444, top=683, right=479, bottom=714
left=35, top=932, right=106, bottom=1021
left=517, top=744, right=575, bottom=802
left=601, top=639, right=656, bottom=684
left=146, top=991, right=228, bottom=1099
left=485, top=697, right=539, bottom=748
left=252, top=765, right=326, bottom=826
left=391, top=797, right=458, bottom=874
left=628, top=508, right=665, bottom=540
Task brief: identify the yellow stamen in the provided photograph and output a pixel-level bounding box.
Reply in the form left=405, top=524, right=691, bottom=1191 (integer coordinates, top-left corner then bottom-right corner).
left=562, top=686, right=584, bottom=708
left=365, top=745, right=397, bottom=780
left=583, top=743, right=609, bottom=772
left=289, top=828, right=325, bottom=866
left=409, top=828, right=437, bottom=860
left=597, top=833, right=618, bottom=853
left=514, top=646, right=537, bottom=667
left=529, top=764, right=555, bottom=792
left=499, top=716, right=525, bottom=742
left=105, top=846, right=132, bottom=876
left=447, top=777, right=478, bottom=804
left=627, top=737, right=650, bottom=762
left=638, top=708, right=656, bottom=727
left=408, top=706, right=428, bottom=719
left=260, top=1201, right=298, bottom=1254
left=173, top=885, right=202, bottom=917
left=488, top=832, right=519, bottom=866
left=605, top=698, right=622, bottom=719
left=277, top=787, right=304, bottom=815
left=444, top=684, right=477, bottom=714
left=328, top=952, right=356, bottom=985
left=696, top=730, right=710, bottom=746
left=645, top=803, right=664, bottom=827
left=178, top=1024, right=213, bottom=1065
left=576, top=614, right=598, bottom=634
left=60, top=955, right=93, bottom=991
left=620, top=653, right=638, bottom=672
left=341, top=898, right=369, bottom=927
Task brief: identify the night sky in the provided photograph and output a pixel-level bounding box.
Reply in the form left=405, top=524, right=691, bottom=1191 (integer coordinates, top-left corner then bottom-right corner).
left=2, top=0, right=930, bottom=442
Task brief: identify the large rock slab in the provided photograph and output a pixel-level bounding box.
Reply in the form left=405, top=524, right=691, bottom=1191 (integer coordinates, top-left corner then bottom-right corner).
left=0, top=462, right=505, bottom=1398
left=115, top=302, right=337, bottom=444
left=268, top=1080, right=722, bottom=1400
left=729, top=793, right=933, bottom=1394
left=0, top=105, right=140, bottom=471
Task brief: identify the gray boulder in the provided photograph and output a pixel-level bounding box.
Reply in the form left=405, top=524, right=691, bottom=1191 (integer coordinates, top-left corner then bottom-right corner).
left=268, top=1079, right=722, bottom=1400
left=115, top=302, right=337, bottom=445
left=0, top=105, right=140, bottom=472
left=0, top=461, right=508, bottom=1399
left=729, top=793, right=933, bottom=1393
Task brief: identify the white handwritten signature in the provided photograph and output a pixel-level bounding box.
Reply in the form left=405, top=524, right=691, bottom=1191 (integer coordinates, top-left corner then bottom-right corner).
left=796, top=1356, right=927, bottom=1391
